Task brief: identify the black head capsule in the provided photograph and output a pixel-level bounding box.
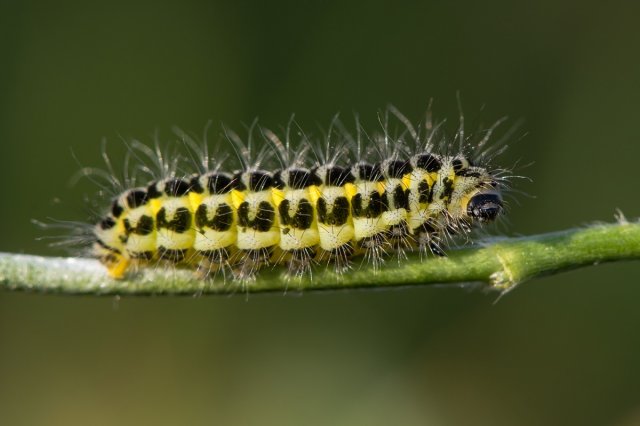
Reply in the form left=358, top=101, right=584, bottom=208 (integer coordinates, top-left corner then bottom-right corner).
left=466, top=191, right=503, bottom=222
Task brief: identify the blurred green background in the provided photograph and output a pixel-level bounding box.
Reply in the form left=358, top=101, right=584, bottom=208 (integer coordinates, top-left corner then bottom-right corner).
left=1, top=1, right=640, bottom=425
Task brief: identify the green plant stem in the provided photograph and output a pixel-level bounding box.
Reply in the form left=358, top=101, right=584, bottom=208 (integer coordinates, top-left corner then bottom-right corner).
left=1, top=221, right=639, bottom=296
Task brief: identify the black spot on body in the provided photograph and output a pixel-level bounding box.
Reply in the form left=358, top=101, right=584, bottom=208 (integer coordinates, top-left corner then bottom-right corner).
left=189, top=176, right=205, bottom=194
left=355, top=163, right=383, bottom=182
left=237, top=202, right=250, bottom=227
left=415, top=153, right=441, bottom=172
left=316, top=198, right=328, bottom=224
left=273, top=171, right=285, bottom=189
left=213, top=204, right=234, bottom=231
left=207, top=174, right=234, bottom=194
left=195, top=205, right=207, bottom=228
left=418, top=181, right=432, bottom=204
left=278, top=198, right=314, bottom=230
left=297, top=169, right=321, bottom=189
left=156, top=207, right=192, bottom=233
left=324, top=167, right=355, bottom=186
left=388, top=185, right=410, bottom=210
left=255, top=201, right=275, bottom=231
left=137, top=215, right=154, bottom=235
left=278, top=200, right=292, bottom=226
left=278, top=169, right=320, bottom=189
left=369, top=191, right=386, bottom=217
left=307, top=170, right=323, bottom=187
left=111, top=200, right=124, bottom=218
left=457, top=169, right=481, bottom=178
left=99, top=216, right=116, bottom=230
left=319, top=196, right=350, bottom=226
left=232, top=172, right=247, bottom=190
left=452, top=158, right=465, bottom=174
left=126, top=190, right=149, bottom=208
left=164, top=179, right=191, bottom=197
left=333, top=197, right=350, bottom=221
left=146, top=183, right=162, bottom=199
left=295, top=199, right=314, bottom=229
left=195, top=203, right=233, bottom=231
left=386, top=160, right=412, bottom=178
left=123, top=215, right=154, bottom=236
left=351, top=192, right=386, bottom=218
left=237, top=201, right=275, bottom=232
left=249, top=172, right=273, bottom=191
left=440, top=177, right=454, bottom=201
left=351, top=194, right=364, bottom=217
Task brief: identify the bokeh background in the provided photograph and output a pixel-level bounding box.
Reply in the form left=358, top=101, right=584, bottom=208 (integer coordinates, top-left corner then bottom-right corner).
left=1, top=1, right=640, bottom=425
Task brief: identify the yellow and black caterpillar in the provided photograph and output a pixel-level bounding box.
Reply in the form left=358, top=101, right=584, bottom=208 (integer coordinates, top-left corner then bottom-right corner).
left=91, top=108, right=510, bottom=281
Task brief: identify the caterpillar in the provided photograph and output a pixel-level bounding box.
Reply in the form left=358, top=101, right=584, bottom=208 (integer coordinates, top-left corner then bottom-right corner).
left=81, top=106, right=512, bottom=283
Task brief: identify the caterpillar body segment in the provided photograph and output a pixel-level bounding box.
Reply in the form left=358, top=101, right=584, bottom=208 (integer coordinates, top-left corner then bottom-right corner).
left=189, top=171, right=238, bottom=278
left=273, top=168, right=322, bottom=278
left=349, top=162, right=389, bottom=271
left=229, top=170, right=280, bottom=280
left=407, top=152, right=445, bottom=255
left=378, top=158, right=414, bottom=258
left=149, top=178, right=196, bottom=263
left=114, top=188, right=155, bottom=263
left=93, top=213, right=129, bottom=279
left=313, top=164, right=356, bottom=273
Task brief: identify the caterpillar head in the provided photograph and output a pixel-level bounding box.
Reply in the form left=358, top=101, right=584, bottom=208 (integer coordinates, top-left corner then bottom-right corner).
left=465, top=189, right=503, bottom=223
